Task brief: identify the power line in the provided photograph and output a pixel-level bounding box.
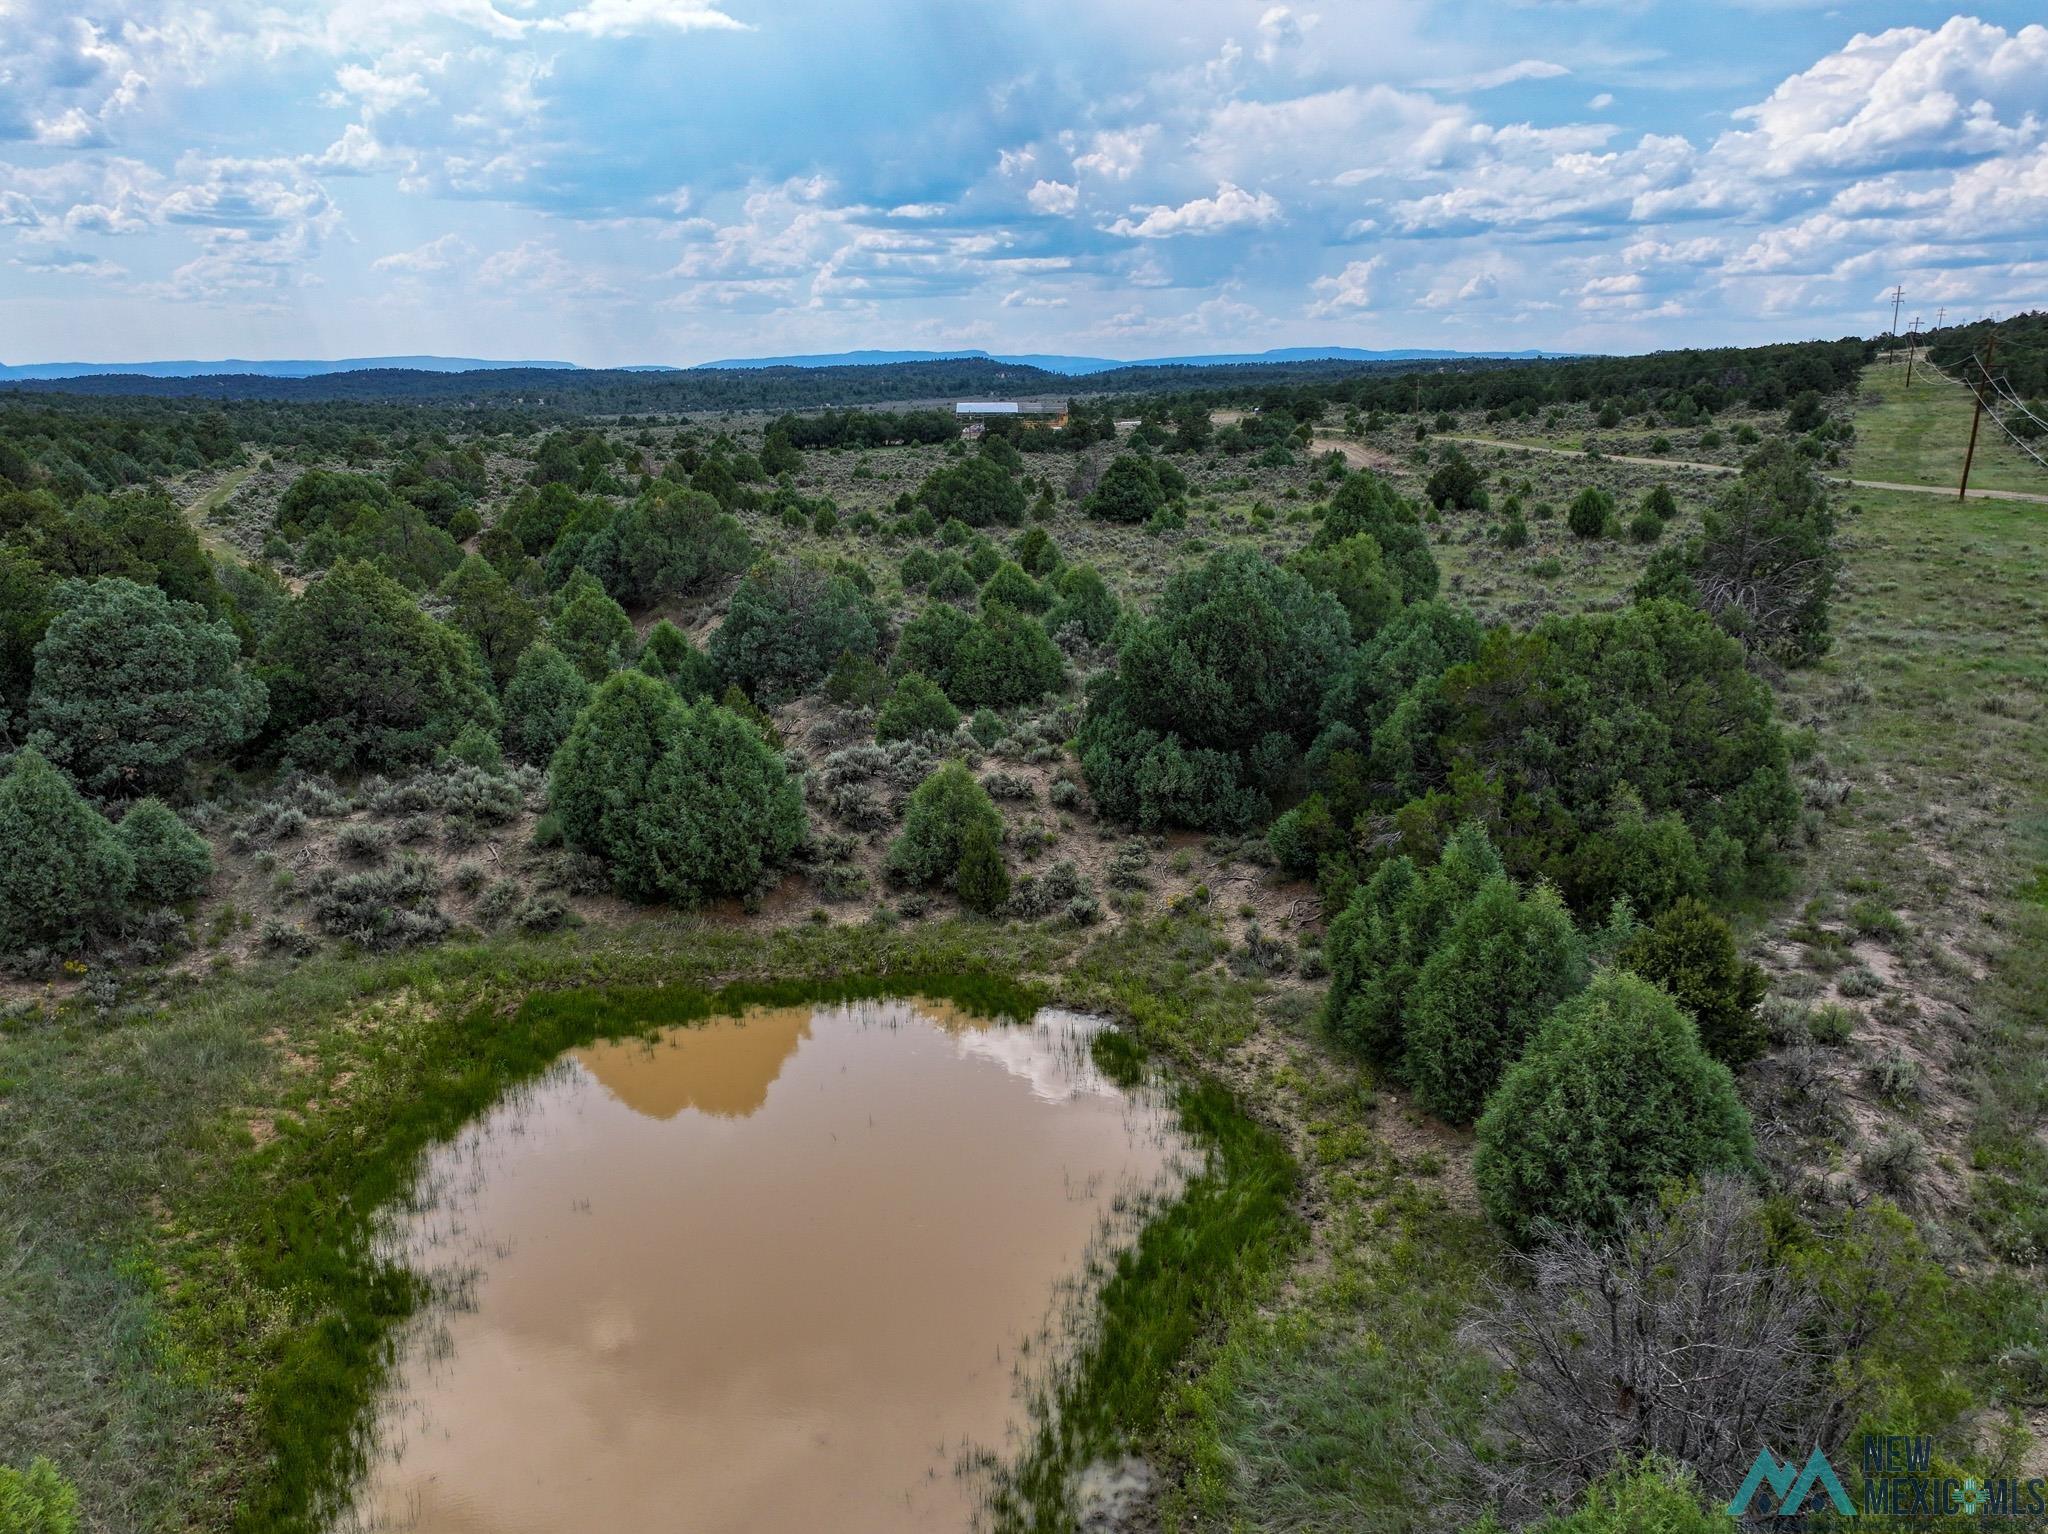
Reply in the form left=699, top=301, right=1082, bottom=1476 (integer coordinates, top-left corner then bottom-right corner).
left=1971, top=370, right=2048, bottom=472
left=1961, top=349, right=2048, bottom=435
left=1982, top=406, right=2048, bottom=473
left=1980, top=367, right=2047, bottom=434
left=1959, top=329, right=1996, bottom=501
left=1959, top=334, right=2048, bottom=486
left=1988, top=384, right=2047, bottom=437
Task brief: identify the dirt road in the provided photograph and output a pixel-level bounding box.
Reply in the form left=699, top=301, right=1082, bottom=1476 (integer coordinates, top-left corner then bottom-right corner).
left=1430, top=433, right=2048, bottom=506
left=1309, top=436, right=1408, bottom=474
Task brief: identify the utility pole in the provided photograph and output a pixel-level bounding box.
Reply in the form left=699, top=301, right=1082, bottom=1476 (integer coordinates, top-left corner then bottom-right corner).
left=1959, top=329, right=1998, bottom=502
left=1936, top=306, right=1946, bottom=332
left=1889, top=285, right=1905, bottom=354
left=1904, top=317, right=1920, bottom=385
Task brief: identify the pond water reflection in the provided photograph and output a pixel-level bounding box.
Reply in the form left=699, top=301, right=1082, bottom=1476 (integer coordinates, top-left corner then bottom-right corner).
left=344, top=996, right=1191, bottom=1534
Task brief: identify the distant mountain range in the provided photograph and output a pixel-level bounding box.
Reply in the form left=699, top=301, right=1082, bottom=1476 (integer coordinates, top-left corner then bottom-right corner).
left=691, top=345, right=1560, bottom=376
left=0, top=345, right=1558, bottom=383
left=0, top=355, right=580, bottom=382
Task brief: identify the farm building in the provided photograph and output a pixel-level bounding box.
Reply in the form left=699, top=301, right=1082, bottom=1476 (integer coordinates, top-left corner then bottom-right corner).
left=954, top=399, right=1067, bottom=436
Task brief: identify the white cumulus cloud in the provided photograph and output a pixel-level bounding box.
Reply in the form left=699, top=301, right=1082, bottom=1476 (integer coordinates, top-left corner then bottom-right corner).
left=1108, top=182, right=1281, bottom=239
left=1027, top=179, right=1079, bottom=215
left=1308, top=256, right=1380, bottom=316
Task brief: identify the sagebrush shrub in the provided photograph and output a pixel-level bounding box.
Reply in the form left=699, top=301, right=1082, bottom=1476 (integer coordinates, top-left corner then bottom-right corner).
left=306, top=853, right=448, bottom=950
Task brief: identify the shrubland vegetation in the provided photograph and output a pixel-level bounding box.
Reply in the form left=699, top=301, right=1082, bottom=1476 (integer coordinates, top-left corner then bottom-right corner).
left=2, top=326, right=2045, bottom=1531
left=1927, top=308, right=2048, bottom=400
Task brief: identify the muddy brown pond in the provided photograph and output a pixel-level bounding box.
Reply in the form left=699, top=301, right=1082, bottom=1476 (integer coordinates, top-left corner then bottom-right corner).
left=343, top=997, right=1193, bottom=1533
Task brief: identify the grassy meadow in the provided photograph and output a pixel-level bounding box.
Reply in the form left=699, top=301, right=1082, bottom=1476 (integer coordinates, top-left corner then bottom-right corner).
left=1852, top=355, right=2048, bottom=497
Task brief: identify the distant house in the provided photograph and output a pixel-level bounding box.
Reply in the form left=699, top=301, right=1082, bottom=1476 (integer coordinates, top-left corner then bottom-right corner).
left=954, top=399, right=1067, bottom=437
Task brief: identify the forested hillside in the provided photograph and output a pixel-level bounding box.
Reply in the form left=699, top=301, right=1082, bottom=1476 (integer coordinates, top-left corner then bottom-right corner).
left=1, top=332, right=1882, bottom=419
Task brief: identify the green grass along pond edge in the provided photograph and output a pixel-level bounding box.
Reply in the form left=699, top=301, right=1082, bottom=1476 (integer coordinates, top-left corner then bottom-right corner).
left=205, top=963, right=1294, bottom=1533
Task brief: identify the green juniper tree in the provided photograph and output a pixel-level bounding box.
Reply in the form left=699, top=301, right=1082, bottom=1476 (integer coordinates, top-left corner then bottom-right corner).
left=1475, top=970, right=1754, bottom=1244
left=502, top=642, right=592, bottom=765
left=115, top=798, right=213, bottom=907
left=28, top=577, right=266, bottom=796
left=1403, top=876, right=1589, bottom=1124
left=549, top=672, right=805, bottom=905
left=711, top=560, right=882, bottom=702
left=438, top=554, right=540, bottom=687
left=0, top=747, right=133, bottom=953
left=887, top=761, right=1002, bottom=887
left=260, top=560, right=497, bottom=774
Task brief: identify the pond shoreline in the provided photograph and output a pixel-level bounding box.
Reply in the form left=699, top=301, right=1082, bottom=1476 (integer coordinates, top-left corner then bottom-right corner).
left=128, top=920, right=1296, bottom=1533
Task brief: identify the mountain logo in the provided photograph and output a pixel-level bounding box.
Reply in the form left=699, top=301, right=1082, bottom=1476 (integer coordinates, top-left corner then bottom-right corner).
left=1728, top=1446, right=1857, bottom=1518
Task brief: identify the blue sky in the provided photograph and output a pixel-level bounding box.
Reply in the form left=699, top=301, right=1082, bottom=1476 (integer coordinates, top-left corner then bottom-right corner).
left=0, top=0, right=2043, bottom=365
